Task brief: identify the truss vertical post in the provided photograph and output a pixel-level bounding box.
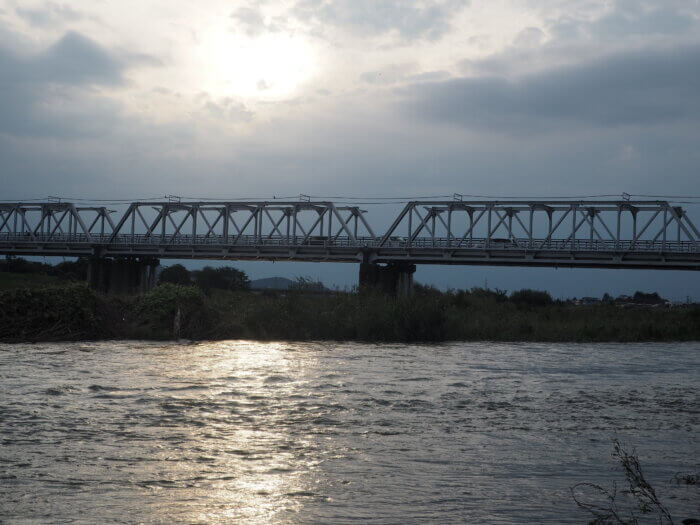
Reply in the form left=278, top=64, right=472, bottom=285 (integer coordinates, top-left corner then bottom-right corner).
left=131, top=208, right=135, bottom=244
left=191, top=205, right=197, bottom=243
left=662, top=205, right=667, bottom=251
left=507, top=211, right=513, bottom=240
left=447, top=207, right=452, bottom=247
left=328, top=207, right=333, bottom=239
left=161, top=205, right=166, bottom=242
left=223, top=206, right=229, bottom=244
left=292, top=206, right=297, bottom=244
left=259, top=207, right=265, bottom=241
left=487, top=205, right=492, bottom=248
left=253, top=207, right=259, bottom=244
left=285, top=210, right=290, bottom=244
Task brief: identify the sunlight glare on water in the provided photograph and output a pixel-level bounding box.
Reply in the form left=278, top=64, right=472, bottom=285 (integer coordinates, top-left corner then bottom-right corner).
left=0, top=340, right=698, bottom=523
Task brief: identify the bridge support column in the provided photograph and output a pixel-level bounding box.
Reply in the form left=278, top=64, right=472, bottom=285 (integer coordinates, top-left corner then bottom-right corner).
left=87, top=257, right=159, bottom=295
left=359, top=262, right=416, bottom=296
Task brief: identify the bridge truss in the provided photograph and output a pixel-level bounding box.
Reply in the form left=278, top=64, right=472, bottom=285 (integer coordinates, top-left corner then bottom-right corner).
left=0, top=199, right=698, bottom=269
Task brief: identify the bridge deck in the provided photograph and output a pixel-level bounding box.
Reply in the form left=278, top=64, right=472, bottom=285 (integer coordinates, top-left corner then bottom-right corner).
left=1, top=233, right=698, bottom=269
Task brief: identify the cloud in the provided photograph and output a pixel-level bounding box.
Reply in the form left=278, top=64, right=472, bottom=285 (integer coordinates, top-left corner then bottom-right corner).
left=0, top=31, right=130, bottom=138
left=202, top=97, right=254, bottom=123
left=400, top=44, right=700, bottom=132
left=37, top=31, right=124, bottom=85
left=15, top=2, right=84, bottom=27
left=292, top=0, right=468, bottom=41
left=512, top=27, right=545, bottom=48
left=0, top=31, right=124, bottom=86
left=361, top=63, right=452, bottom=86
left=230, top=6, right=270, bottom=36
left=549, top=0, right=699, bottom=41
left=360, top=62, right=417, bottom=85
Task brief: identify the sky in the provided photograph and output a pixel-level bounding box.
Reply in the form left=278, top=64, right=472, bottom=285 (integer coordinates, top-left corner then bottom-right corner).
left=1, top=0, right=699, bottom=299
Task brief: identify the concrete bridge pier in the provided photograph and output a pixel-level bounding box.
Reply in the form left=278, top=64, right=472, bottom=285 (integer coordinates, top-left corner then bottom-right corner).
left=87, top=257, right=159, bottom=294
left=359, top=262, right=416, bottom=296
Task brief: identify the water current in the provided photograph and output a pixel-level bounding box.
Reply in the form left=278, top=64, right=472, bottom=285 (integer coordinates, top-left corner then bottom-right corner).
left=1, top=341, right=698, bottom=523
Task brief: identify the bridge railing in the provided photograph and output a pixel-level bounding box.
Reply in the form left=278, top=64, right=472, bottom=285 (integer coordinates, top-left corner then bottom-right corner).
left=1, top=232, right=698, bottom=253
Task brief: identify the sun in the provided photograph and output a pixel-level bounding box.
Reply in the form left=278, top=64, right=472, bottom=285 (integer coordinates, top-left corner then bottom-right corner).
left=198, top=28, right=316, bottom=99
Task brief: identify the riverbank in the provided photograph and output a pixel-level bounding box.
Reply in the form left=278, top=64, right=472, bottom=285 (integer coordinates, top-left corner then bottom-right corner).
left=1, top=280, right=698, bottom=343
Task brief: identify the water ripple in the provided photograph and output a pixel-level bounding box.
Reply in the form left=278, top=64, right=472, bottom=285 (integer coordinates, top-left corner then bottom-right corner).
left=0, top=340, right=698, bottom=524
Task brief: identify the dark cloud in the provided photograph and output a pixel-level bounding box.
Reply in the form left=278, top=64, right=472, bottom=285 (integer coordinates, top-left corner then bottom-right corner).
left=293, top=0, right=468, bottom=41
left=36, top=31, right=124, bottom=84
left=1, top=31, right=123, bottom=85
left=401, top=45, right=700, bottom=132
left=0, top=31, right=127, bottom=137
left=549, top=0, right=699, bottom=41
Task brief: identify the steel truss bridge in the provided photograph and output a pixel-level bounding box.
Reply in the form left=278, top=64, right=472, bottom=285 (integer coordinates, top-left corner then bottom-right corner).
left=0, top=199, right=699, bottom=270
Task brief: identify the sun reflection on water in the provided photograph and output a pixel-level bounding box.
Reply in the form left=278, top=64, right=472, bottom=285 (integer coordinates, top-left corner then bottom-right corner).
left=142, top=340, right=320, bottom=523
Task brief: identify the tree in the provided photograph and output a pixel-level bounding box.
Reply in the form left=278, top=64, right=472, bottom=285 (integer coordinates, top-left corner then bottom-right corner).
left=192, top=266, right=250, bottom=292
left=0, top=255, right=51, bottom=274
left=509, top=289, right=553, bottom=306
left=632, top=291, right=664, bottom=304
left=51, top=258, right=88, bottom=280
left=159, top=264, right=191, bottom=285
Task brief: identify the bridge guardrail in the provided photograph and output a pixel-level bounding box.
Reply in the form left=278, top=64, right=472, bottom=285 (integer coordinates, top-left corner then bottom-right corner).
left=0, top=232, right=697, bottom=253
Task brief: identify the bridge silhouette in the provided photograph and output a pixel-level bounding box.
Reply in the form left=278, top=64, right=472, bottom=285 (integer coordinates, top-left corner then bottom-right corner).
left=1, top=199, right=699, bottom=293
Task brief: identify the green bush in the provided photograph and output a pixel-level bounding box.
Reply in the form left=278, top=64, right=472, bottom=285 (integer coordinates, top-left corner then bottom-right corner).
left=510, top=289, right=553, bottom=307
left=0, top=283, right=101, bottom=341
left=134, top=283, right=214, bottom=338
left=158, top=264, right=191, bottom=285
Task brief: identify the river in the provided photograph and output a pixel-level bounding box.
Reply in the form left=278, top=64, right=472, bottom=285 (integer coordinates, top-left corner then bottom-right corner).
left=1, top=341, right=698, bottom=523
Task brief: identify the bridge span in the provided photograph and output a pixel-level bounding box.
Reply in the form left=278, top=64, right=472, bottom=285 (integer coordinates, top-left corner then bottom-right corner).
left=1, top=199, right=699, bottom=293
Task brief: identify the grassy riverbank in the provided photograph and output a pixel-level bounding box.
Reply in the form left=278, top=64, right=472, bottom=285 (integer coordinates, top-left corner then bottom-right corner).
left=1, top=279, right=698, bottom=343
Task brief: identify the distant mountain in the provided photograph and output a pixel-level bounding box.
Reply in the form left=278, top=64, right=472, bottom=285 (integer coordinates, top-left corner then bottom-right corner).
left=250, top=277, right=295, bottom=290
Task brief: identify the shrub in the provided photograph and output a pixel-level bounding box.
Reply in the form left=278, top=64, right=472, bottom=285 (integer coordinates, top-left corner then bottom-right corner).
left=134, top=283, right=214, bottom=338
left=0, top=283, right=101, bottom=341
left=510, top=288, right=553, bottom=307
left=159, top=264, right=191, bottom=285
